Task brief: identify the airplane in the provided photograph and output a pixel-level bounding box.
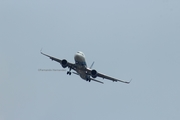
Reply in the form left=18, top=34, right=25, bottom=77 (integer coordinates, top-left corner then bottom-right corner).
left=41, top=51, right=131, bottom=84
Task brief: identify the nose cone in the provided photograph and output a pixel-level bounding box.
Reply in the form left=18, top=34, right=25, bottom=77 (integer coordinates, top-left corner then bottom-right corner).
left=74, top=51, right=85, bottom=61
left=74, top=51, right=86, bottom=66
left=77, top=51, right=85, bottom=57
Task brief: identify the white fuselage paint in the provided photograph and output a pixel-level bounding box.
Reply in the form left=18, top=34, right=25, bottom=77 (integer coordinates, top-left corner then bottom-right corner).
left=74, top=51, right=90, bottom=80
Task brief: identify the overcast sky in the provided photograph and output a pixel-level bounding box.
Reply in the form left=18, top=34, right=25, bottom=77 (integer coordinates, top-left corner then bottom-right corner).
left=0, top=0, right=180, bottom=120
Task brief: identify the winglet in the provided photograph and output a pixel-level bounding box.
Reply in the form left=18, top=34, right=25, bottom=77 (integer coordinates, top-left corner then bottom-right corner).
left=126, top=79, right=132, bottom=84
left=129, top=79, right=132, bottom=83
left=118, top=78, right=132, bottom=84
left=40, top=48, right=43, bottom=54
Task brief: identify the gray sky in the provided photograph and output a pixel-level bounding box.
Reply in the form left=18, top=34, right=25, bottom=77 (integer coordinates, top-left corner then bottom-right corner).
left=0, top=0, right=180, bottom=120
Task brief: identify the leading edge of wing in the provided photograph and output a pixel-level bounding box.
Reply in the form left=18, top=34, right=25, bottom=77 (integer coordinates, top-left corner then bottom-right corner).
left=41, top=51, right=62, bottom=64
left=41, top=51, right=76, bottom=71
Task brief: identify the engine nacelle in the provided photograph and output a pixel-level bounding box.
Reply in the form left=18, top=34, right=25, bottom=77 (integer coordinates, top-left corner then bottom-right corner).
left=91, top=69, right=98, bottom=78
left=61, top=59, right=68, bottom=68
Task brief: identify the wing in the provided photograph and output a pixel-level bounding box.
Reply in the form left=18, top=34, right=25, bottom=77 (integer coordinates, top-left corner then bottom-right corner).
left=41, top=52, right=76, bottom=70
left=97, top=72, right=131, bottom=84
left=86, top=68, right=131, bottom=84
left=41, top=52, right=62, bottom=63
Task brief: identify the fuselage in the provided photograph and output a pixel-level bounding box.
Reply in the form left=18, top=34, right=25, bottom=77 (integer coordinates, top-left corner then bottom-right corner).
left=74, top=51, right=90, bottom=80
left=74, top=51, right=87, bottom=67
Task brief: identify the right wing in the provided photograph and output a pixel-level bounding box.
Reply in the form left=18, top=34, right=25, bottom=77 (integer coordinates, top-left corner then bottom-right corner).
left=41, top=52, right=76, bottom=70
left=41, top=52, right=62, bottom=64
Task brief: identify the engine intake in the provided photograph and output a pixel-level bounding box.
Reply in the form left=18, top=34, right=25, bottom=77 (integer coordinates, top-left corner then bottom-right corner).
left=61, top=59, right=68, bottom=68
left=91, top=69, right=98, bottom=78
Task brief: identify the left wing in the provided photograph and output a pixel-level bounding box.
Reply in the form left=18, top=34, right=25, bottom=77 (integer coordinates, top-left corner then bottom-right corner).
left=41, top=52, right=76, bottom=71
left=86, top=68, right=131, bottom=84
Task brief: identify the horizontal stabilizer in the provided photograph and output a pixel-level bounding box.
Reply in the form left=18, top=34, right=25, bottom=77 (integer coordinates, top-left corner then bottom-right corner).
left=72, top=72, right=79, bottom=75
left=91, top=78, right=104, bottom=84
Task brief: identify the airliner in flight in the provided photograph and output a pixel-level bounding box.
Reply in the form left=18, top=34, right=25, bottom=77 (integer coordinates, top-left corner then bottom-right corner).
left=41, top=51, right=131, bottom=84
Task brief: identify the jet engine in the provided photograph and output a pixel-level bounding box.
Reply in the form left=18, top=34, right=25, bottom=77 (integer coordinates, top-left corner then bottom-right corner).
left=61, top=59, right=68, bottom=68
left=91, top=69, right=98, bottom=78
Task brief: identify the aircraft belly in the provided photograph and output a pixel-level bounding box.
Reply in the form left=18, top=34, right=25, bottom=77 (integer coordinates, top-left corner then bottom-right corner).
left=76, top=69, right=87, bottom=80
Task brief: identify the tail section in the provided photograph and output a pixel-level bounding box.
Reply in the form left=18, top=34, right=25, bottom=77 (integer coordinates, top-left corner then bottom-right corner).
left=90, top=62, right=95, bottom=69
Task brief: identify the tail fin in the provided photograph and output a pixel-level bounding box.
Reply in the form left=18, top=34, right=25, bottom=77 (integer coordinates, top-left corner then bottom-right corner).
left=90, top=62, right=95, bottom=69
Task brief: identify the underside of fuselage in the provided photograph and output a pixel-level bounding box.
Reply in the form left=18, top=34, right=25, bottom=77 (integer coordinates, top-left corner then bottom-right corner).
left=73, top=51, right=91, bottom=81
